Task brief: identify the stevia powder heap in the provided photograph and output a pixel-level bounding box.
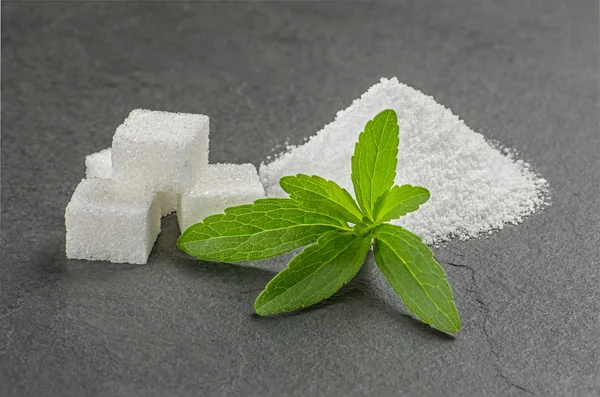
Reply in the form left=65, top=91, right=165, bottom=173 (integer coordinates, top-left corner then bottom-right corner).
left=259, top=77, right=548, bottom=244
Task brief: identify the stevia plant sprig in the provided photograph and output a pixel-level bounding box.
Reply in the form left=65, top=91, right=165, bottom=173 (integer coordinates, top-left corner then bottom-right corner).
left=178, top=109, right=461, bottom=333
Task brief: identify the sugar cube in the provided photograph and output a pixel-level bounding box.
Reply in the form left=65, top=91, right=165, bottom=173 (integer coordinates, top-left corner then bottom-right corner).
left=85, top=147, right=177, bottom=217
left=65, top=178, right=161, bottom=264
left=177, top=163, right=265, bottom=232
left=159, top=191, right=177, bottom=217
left=112, top=109, right=209, bottom=193
left=85, top=148, right=112, bottom=179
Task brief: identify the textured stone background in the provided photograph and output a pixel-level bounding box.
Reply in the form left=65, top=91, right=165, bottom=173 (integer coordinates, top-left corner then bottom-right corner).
left=2, top=1, right=598, bottom=396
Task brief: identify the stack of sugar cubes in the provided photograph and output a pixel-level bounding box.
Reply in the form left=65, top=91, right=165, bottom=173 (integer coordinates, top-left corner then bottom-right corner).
left=65, top=109, right=265, bottom=264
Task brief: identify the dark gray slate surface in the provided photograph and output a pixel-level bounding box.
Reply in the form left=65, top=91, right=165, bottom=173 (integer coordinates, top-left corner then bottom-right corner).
left=1, top=1, right=598, bottom=396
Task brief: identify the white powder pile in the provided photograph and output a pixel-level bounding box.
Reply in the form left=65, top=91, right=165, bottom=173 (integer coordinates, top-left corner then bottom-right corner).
left=260, top=78, right=548, bottom=244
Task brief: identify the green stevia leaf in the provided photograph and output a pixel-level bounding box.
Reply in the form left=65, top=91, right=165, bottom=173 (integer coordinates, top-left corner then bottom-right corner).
left=373, top=224, right=461, bottom=333
left=280, top=174, right=364, bottom=224
left=177, top=198, right=349, bottom=262
left=351, top=109, right=399, bottom=221
left=374, top=185, right=430, bottom=224
left=255, top=230, right=372, bottom=315
left=352, top=223, right=372, bottom=237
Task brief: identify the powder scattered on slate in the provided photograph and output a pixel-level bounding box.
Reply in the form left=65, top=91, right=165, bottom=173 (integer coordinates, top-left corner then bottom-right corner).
left=259, top=78, right=548, bottom=244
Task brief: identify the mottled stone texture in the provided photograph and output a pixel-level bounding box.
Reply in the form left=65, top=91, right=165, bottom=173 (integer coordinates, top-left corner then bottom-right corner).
left=1, top=1, right=598, bottom=396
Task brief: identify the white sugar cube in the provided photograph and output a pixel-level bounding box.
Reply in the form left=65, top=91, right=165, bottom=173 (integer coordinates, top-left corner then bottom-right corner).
left=159, top=191, right=177, bottom=217
left=177, top=163, right=265, bottom=232
left=65, top=178, right=161, bottom=264
left=112, top=109, right=209, bottom=193
left=84, top=147, right=177, bottom=217
left=85, top=148, right=112, bottom=179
